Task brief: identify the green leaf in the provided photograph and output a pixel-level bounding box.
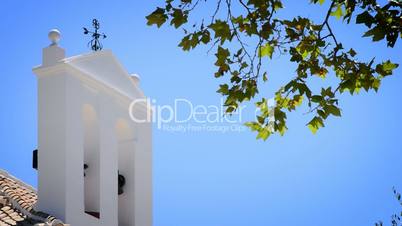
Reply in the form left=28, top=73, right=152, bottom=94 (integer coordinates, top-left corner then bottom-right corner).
left=256, top=128, right=271, bottom=141
left=382, top=60, right=398, bottom=72
left=217, top=84, right=229, bottom=95
left=376, top=60, right=399, bottom=76
left=146, top=8, right=168, bottom=28
left=209, top=20, right=232, bottom=43
left=356, top=11, right=374, bottom=27
left=214, top=47, right=231, bottom=77
left=273, top=1, right=283, bottom=10
left=201, top=30, right=211, bottom=44
left=348, top=48, right=357, bottom=57
left=311, top=0, right=325, bottom=4
left=311, top=95, right=323, bottom=103
left=330, top=5, right=343, bottom=20
left=170, top=9, right=188, bottom=28
left=179, top=35, right=191, bottom=51
left=245, top=121, right=261, bottom=131
left=317, top=109, right=327, bottom=119
left=293, top=95, right=304, bottom=107
left=259, top=43, right=274, bottom=58
left=372, top=78, right=381, bottom=91
left=215, top=46, right=230, bottom=63
left=363, top=26, right=386, bottom=42
left=262, top=72, right=268, bottom=82
left=324, top=104, right=341, bottom=117
left=307, top=116, right=324, bottom=134
left=277, top=123, right=287, bottom=136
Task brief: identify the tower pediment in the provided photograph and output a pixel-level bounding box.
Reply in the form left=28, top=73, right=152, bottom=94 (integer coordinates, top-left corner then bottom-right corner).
left=64, top=50, right=144, bottom=100
left=34, top=49, right=145, bottom=101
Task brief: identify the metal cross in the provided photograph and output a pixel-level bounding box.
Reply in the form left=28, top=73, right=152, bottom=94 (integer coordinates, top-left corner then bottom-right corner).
left=83, top=19, right=107, bottom=51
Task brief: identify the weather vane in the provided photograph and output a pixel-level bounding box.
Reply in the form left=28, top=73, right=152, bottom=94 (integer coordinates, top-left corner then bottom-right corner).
left=83, top=19, right=107, bottom=51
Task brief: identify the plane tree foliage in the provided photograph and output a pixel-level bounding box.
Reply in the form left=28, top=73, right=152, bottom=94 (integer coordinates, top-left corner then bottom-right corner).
left=375, top=188, right=402, bottom=226
left=146, top=0, right=401, bottom=140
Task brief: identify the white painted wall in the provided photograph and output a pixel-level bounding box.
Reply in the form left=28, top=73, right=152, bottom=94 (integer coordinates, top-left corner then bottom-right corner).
left=83, top=104, right=101, bottom=214
left=33, top=36, right=152, bottom=226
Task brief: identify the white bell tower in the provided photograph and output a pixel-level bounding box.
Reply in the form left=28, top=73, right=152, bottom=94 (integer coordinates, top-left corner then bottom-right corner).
left=32, top=29, right=152, bottom=226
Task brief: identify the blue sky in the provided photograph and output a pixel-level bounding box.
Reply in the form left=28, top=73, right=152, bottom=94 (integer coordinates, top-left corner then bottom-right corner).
left=0, top=1, right=401, bottom=226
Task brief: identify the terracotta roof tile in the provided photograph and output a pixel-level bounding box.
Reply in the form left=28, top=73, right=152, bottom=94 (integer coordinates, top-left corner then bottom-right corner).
left=0, top=170, right=67, bottom=226
left=0, top=204, right=41, bottom=225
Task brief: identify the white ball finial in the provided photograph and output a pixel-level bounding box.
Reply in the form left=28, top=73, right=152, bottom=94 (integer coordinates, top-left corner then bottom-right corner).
left=48, top=29, right=61, bottom=46
left=130, top=74, right=141, bottom=86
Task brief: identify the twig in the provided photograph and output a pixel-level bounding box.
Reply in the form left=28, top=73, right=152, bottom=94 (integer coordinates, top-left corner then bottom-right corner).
left=211, top=0, right=222, bottom=23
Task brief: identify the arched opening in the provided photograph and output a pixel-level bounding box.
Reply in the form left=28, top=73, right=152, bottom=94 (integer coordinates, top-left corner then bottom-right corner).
left=82, top=104, right=101, bottom=219
left=115, top=119, right=135, bottom=226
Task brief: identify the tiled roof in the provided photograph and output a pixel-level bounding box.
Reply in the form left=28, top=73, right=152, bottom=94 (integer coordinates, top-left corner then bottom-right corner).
left=0, top=203, right=40, bottom=226
left=0, top=170, right=66, bottom=226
